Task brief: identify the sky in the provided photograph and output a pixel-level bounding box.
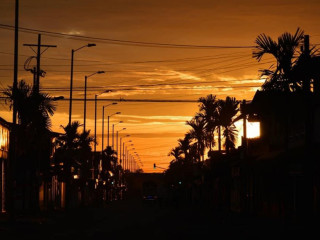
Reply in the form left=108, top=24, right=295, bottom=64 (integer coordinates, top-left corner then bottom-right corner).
left=1, top=0, right=320, bottom=172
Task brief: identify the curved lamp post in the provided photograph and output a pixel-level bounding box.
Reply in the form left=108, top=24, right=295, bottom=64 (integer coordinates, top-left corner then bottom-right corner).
left=94, top=90, right=112, bottom=154
left=128, top=147, right=135, bottom=172
left=69, top=43, right=96, bottom=125
left=120, top=136, right=130, bottom=167
left=117, top=128, right=126, bottom=161
left=112, top=121, right=123, bottom=150
left=102, top=104, right=118, bottom=152
left=107, top=112, right=121, bottom=147
left=83, top=71, right=105, bottom=132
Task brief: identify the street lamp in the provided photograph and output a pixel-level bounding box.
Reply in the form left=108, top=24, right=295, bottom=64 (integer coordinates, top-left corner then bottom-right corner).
left=112, top=121, right=123, bottom=150
left=102, top=104, right=118, bottom=152
left=116, top=128, right=126, bottom=159
left=120, top=135, right=130, bottom=166
left=123, top=141, right=133, bottom=171
left=107, top=112, right=121, bottom=147
left=128, top=147, right=135, bottom=172
left=94, top=90, right=112, bottom=155
left=69, top=43, right=96, bottom=126
left=83, top=71, right=105, bottom=132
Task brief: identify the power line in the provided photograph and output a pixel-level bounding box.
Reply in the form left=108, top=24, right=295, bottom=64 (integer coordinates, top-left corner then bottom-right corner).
left=0, top=50, right=101, bottom=62
left=0, top=52, right=251, bottom=67
left=0, top=96, right=257, bottom=103
left=0, top=24, right=255, bottom=49
left=40, top=78, right=265, bottom=90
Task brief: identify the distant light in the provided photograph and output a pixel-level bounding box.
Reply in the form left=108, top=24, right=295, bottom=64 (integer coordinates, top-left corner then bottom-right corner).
left=178, top=181, right=182, bottom=185
left=73, top=175, right=79, bottom=179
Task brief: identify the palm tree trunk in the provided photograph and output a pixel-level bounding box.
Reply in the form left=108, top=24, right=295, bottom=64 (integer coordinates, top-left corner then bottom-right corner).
left=225, top=128, right=230, bottom=155
left=218, top=126, right=221, bottom=152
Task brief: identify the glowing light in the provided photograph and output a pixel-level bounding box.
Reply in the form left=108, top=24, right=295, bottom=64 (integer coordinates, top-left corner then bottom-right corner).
left=0, top=125, right=9, bottom=151
left=247, top=122, right=260, bottom=139
left=0, top=124, right=9, bottom=160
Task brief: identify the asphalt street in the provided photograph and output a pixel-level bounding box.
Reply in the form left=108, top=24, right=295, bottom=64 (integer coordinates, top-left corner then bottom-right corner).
left=0, top=198, right=317, bottom=240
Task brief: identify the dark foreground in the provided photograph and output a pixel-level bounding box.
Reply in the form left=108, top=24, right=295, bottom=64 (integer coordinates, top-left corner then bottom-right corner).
left=0, top=198, right=318, bottom=240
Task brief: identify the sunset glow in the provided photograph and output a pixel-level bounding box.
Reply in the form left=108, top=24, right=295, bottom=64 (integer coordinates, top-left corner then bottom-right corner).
left=1, top=0, right=320, bottom=173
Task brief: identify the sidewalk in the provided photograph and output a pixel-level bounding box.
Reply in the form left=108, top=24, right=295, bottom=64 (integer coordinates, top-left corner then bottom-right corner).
left=0, top=207, right=110, bottom=240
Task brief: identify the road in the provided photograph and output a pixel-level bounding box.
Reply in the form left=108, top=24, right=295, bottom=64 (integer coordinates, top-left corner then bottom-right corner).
left=0, top=198, right=317, bottom=240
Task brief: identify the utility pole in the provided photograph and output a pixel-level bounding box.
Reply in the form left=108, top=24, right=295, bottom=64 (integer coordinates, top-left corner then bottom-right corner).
left=112, top=124, right=114, bottom=149
left=21, top=34, right=56, bottom=211
left=241, top=100, right=247, bottom=156
left=303, top=35, right=311, bottom=93
left=13, top=0, right=19, bottom=125
left=119, top=137, right=122, bottom=165
left=7, top=0, right=19, bottom=220
left=218, top=126, right=221, bottom=152
left=107, top=115, right=110, bottom=147
left=123, top=143, right=125, bottom=170
left=303, top=35, right=313, bottom=152
left=23, top=34, right=57, bottom=93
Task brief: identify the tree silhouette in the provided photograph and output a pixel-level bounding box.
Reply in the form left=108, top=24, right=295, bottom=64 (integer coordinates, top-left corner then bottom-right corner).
left=186, top=115, right=206, bottom=162
left=177, top=133, right=193, bottom=163
left=198, top=94, right=219, bottom=152
left=102, top=146, right=117, bottom=173
left=217, top=97, right=239, bottom=154
left=3, top=80, right=56, bottom=211
left=168, top=146, right=183, bottom=162
left=4, top=80, right=55, bottom=129
left=54, top=121, right=94, bottom=208
left=253, top=28, right=305, bottom=91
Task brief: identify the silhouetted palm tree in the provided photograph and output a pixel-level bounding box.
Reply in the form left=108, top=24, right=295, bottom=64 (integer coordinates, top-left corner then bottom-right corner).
left=198, top=94, right=219, bottom=151
left=79, top=129, right=94, bottom=169
left=187, top=115, right=206, bottom=161
left=56, top=121, right=81, bottom=152
left=101, top=146, right=118, bottom=200
left=4, top=80, right=56, bottom=129
left=177, top=133, right=192, bottom=162
left=168, top=146, right=183, bottom=162
left=253, top=28, right=305, bottom=91
left=102, top=146, right=117, bottom=171
left=54, top=121, right=94, bottom=208
left=3, top=80, right=56, bottom=211
left=217, top=97, right=239, bottom=154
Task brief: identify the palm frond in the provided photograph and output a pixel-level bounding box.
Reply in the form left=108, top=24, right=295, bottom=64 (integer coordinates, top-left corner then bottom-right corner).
left=253, top=33, right=278, bottom=61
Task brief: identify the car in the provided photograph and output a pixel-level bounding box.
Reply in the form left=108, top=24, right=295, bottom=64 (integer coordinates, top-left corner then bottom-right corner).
left=142, top=181, right=158, bottom=204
